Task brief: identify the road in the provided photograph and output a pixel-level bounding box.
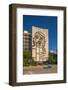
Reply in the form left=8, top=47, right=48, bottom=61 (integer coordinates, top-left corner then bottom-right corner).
left=23, top=65, right=57, bottom=75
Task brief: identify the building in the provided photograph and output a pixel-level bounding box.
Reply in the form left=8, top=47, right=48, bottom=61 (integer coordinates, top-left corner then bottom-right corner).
left=23, top=31, right=31, bottom=50
left=32, top=26, right=49, bottom=62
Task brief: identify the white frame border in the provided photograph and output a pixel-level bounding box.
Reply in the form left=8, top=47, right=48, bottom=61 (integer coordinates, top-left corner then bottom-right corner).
left=16, top=8, right=64, bottom=82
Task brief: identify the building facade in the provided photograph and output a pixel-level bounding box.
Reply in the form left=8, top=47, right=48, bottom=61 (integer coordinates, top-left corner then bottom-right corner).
left=32, top=26, right=48, bottom=62
left=23, top=31, right=31, bottom=50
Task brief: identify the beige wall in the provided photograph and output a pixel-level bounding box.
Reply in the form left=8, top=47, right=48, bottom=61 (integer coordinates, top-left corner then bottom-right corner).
left=32, top=26, right=48, bottom=62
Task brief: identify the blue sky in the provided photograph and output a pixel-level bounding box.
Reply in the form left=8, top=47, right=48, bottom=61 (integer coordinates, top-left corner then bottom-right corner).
left=23, top=15, right=57, bottom=51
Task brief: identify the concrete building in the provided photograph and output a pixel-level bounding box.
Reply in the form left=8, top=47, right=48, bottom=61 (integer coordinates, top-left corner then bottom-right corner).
left=32, top=26, right=48, bottom=62
left=23, top=31, right=31, bottom=50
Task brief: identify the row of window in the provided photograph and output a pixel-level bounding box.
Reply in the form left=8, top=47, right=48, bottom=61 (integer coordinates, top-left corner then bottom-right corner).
left=23, top=39, right=30, bottom=41
left=24, top=41, right=31, bottom=44
left=23, top=38, right=31, bottom=41
left=23, top=35, right=31, bottom=38
left=23, top=44, right=30, bottom=46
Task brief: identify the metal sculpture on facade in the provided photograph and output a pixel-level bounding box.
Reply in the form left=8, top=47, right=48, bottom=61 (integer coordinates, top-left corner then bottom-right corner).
left=32, top=31, right=46, bottom=54
left=32, top=26, right=48, bottom=62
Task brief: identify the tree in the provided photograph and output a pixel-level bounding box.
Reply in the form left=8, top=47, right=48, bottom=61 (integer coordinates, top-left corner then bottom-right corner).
left=23, top=50, right=31, bottom=60
left=48, top=52, right=57, bottom=64
left=23, top=50, right=31, bottom=66
left=23, top=50, right=37, bottom=66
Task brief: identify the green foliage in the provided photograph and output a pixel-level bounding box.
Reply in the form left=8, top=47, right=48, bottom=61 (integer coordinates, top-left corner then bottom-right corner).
left=23, top=50, right=31, bottom=60
left=48, top=52, right=57, bottom=64
left=23, top=50, right=31, bottom=66
left=31, top=59, right=37, bottom=66
left=23, top=50, right=37, bottom=66
left=23, top=50, right=57, bottom=66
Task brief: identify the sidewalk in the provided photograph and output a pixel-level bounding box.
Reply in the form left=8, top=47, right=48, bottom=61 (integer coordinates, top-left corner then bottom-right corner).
left=23, top=64, right=57, bottom=74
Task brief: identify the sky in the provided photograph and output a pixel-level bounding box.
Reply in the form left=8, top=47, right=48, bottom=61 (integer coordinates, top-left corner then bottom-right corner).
left=23, top=15, right=57, bottom=52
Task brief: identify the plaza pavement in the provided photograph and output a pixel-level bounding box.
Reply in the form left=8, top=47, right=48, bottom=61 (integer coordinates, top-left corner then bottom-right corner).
left=23, top=65, right=57, bottom=75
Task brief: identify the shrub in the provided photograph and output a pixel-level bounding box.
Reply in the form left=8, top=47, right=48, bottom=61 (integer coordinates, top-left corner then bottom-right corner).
left=23, top=50, right=37, bottom=66
left=48, top=52, right=57, bottom=64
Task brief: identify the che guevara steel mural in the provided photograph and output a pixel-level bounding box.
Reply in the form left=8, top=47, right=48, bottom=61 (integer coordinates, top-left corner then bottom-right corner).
left=32, top=26, right=48, bottom=62
left=32, top=31, right=46, bottom=54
